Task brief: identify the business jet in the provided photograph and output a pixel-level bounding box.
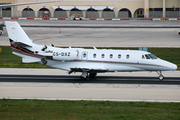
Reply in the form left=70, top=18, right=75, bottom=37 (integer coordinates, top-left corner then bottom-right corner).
left=5, top=21, right=177, bottom=80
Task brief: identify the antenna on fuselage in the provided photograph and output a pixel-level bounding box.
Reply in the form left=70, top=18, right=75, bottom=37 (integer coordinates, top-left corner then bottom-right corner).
left=93, top=46, right=97, bottom=50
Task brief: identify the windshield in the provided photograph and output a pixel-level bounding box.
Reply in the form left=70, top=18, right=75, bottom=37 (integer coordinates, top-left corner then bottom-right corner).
left=148, top=54, right=158, bottom=59
left=144, top=54, right=158, bottom=59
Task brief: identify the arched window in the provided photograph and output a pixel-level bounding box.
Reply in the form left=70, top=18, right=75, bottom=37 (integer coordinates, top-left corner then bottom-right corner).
left=134, top=8, right=144, bottom=18
left=118, top=8, right=132, bottom=18
left=38, top=8, right=51, bottom=18
left=86, top=8, right=99, bottom=18
left=70, top=8, right=83, bottom=19
left=22, top=7, right=35, bottom=18
left=102, top=8, right=115, bottom=18
left=54, top=8, right=67, bottom=18
left=2, top=7, right=11, bottom=17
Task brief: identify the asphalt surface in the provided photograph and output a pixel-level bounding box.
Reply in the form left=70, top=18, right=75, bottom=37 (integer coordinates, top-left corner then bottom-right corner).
left=1, top=19, right=180, bottom=28
left=0, top=20, right=180, bottom=101
left=1, top=69, right=180, bottom=102
left=1, top=75, right=180, bottom=85
left=1, top=20, right=180, bottom=47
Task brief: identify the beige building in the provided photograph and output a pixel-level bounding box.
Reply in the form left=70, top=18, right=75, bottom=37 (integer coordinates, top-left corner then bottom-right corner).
left=0, top=0, right=180, bottom=18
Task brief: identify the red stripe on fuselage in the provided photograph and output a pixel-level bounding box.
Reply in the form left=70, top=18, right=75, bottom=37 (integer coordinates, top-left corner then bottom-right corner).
left=10, top=43, right=43, bottom=58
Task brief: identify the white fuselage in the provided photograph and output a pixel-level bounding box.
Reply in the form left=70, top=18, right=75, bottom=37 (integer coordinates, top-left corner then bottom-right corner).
left=5, top=21, right=177, bottom=79
left=24, top=45, right=177, bottom=73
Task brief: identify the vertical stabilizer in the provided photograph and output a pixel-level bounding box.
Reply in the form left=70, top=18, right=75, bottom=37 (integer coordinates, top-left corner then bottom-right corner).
left=5, top=21, right=33, bottom=46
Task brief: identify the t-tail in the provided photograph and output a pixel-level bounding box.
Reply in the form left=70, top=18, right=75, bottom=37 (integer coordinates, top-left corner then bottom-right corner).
left=5, top=21, right=33, bottom=47
left=5, top=21, right=43, bottom=63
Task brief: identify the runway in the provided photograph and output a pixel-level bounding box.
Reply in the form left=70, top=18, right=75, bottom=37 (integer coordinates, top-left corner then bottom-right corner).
left=0, top=69, right=180, bottom=102
left=0, top=75, right=180, bottom=85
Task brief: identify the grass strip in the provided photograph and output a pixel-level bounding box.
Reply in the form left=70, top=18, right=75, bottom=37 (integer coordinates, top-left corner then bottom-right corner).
left=0, top=99, right=180, bottom=120
left=0, top=46, right=179, bottom=69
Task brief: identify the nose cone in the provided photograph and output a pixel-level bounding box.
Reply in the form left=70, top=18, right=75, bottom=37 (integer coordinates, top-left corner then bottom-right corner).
left=160, top=59, right=177, bottom=71
left=171, top=63, right=177, bottom=70
left=166, top=62, right=177, bottom=71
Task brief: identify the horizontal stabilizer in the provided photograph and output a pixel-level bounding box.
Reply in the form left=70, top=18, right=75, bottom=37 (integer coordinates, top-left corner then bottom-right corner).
left=13, top=52, right=41, bottom=63
left=23, top=57, right=41, bottom=63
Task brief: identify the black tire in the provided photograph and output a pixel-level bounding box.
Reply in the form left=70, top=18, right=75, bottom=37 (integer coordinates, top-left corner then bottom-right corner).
left=89, top=73, right=97, bottom=78
left=158, top=75, right=164, bottom=81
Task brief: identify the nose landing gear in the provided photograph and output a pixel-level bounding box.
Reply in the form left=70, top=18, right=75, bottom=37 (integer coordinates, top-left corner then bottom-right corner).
left=157, top=71, right=164, bottom=81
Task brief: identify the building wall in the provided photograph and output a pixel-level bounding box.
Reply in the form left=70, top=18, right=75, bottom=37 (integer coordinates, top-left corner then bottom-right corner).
left=0, top=0, right=179, bottom=18
left=149, top=0, right=163, bottom=8
left=166, top=0, right=180, bottom=8
left=16, top=0, right=144, bottom=18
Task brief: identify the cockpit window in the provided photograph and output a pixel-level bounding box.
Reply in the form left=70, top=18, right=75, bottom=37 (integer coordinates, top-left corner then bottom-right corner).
left=145, top=54, right=150, bottom=59
left=145, top=54, right=157, bottom=59
left=149, top=54, right=157, bottom=59
left=142, top=55, right=145, bottom=59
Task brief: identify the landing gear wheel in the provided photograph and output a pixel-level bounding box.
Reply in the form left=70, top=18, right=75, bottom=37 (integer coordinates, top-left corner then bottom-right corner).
left=80, top=71, right=88, bottom=80
left=0, top=31, right=3, bottom=35
left=158, top=75, right=164, bottom=81
left=80, top=76, right=86, bottom=80
left=89, top=73, right=97, bottom=79
left=157, top=71, right=164, bottom=81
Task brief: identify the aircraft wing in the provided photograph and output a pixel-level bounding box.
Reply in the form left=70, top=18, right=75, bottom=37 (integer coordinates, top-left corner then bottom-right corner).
left=0, top=0, right=61, bottom=7
left=69, top=67, right=108, bottom=74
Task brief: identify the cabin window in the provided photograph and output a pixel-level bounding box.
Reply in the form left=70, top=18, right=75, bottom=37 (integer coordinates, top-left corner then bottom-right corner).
left=118, top=54, right=121, bottom=59
left=93, top=53, right=96, bottom=58
left=83, top=53, right=86, bottom=58
left=110, top=54, right=113, bottom=58
left=102, top=54, right=105, bottom=58
left=126, top=54, right=130, bottom=59
left=34, top=51, right=38, bottom=54
left=142, top=55, right=145, bottom=59
left=145, top=54, right=150, bottom=59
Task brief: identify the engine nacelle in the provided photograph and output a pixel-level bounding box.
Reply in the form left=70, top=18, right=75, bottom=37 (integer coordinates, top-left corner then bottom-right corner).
left=52, top=50, right=78, bottom=61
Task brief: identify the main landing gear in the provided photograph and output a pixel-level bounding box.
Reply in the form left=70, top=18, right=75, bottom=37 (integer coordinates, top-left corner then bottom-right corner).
left=157, top=71, right=164, bottom=81
left=80, top=72, right=97, bottom=80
